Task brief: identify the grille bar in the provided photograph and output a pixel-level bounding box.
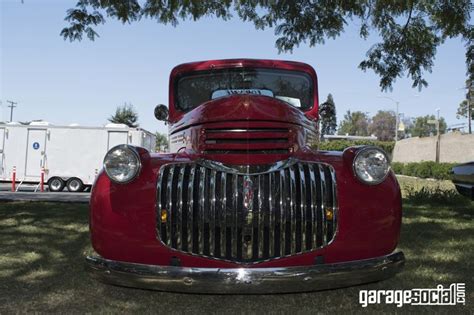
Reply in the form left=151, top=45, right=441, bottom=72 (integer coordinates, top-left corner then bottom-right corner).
left=203, top=127, right=291, bottom=154
left=156, top=161, right=337, bottom=264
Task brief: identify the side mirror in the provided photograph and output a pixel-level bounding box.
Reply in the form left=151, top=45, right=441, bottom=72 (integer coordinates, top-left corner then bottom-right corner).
left=154, top=104, right=169, bottom=121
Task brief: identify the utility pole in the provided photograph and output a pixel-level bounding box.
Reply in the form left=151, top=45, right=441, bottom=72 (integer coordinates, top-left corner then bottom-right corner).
left=468, top=80, right=473, bottom=134
left=428, top=109, right=441, bottom=163
left=436, top=108, right=440, bottom=134
left=395, top=101, right=399, bottom=141
left=6, top=100, right=17, bottom=122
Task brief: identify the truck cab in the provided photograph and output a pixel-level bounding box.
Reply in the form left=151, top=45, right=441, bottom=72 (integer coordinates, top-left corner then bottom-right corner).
left=164, top=59, right=319, bottom=159
left=87, top=59, right=404, bottom=293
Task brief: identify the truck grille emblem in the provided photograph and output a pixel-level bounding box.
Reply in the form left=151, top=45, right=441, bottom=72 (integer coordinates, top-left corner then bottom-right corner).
left=243, top=176, right=254, bottom=224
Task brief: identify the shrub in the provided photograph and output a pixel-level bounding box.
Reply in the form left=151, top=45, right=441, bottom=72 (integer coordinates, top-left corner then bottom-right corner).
left=391, top=161, right=456, bottom=180
left=317, top=140, right=395, bottom=154
left=404, top=184, right=470, bottom=206
left=431, top=163, right=456, bottom=180
left=391, top=162, right=404, bottom=174
left=413, top=161, right=434, bottom=178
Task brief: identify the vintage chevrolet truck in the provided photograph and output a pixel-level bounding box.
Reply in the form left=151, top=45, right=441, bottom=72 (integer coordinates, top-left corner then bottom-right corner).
left=86, top=59, right=404, bottom=293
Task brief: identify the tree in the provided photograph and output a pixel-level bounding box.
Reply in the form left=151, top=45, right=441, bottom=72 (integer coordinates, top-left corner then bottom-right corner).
left=338, top=110, right=370, bottom=136
left=369, top=110, right=396, bottom=141
left=407, top=115, right=447, bottom=137
left=155, top=132, right=169, bottom=152
left=108, top=103, right=139, bottom=127
left=319, top=94, right=337, bottom=139
left=61, top=1, right=474, bottom=91
left=456, top=99, right=474, bottom=119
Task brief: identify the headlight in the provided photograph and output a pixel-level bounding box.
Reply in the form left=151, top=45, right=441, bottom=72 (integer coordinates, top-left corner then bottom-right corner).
left=353, top=147, right=390, bottom=185
left=103, top=145, right=141, bottom=183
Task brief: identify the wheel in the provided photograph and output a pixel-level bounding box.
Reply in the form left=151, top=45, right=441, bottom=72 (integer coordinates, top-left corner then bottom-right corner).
left=48, top=177, right=65, bottom=192
left=66, top=178, right=84, bottom=192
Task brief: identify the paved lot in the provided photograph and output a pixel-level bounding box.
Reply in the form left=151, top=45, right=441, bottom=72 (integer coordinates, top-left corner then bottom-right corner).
left=0, top=191, right=90, bottom=203
left=0, top=183, right=90, bottom=203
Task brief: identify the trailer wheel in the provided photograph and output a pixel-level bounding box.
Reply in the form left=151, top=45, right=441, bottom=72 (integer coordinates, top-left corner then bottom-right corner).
left=48, top=177, right=65, bottom=192
left=66, top=178, right=84, bottom=192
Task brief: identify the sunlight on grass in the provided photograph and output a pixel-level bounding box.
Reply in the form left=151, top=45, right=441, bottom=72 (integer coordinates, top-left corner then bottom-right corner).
left=17, top=267, right=56, bottom=283
left=0, top=251, right=42, bottom=265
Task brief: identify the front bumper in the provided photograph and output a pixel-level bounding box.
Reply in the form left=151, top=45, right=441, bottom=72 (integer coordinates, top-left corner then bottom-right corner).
left=85, top=250, right=404, bottom=294
left=453, top=182, right=474, bottom=200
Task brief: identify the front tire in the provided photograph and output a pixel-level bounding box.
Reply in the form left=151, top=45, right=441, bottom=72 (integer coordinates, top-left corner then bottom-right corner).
left=48, top=177, right=65, bottom=192
left=66, top=178, right=84, bottom=192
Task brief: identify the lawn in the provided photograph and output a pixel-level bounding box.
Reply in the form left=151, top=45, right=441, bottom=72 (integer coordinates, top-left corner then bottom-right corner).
left=0, top=178, right=472, bottom=313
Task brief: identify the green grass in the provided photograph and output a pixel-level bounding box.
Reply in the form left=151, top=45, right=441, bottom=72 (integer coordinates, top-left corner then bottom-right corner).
left=0, top=180, right=473, bottom=313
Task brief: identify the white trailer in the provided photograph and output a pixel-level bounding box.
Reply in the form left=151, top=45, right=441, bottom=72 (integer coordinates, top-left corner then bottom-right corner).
left=0, top=122, right=156, bottom=192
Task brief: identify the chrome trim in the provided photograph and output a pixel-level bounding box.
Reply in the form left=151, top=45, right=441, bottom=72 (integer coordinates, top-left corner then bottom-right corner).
left=318, top=164, right=327, bottom=244
left=329, top=166, right=338, bottom=240
left=309, top=164, right=317, bottom=247
left=166, top=166, right=174, bottom=247
left=156, top=160, right=338, bottom=264
left=289, top=166, right=296, bottom=254
left=86, top=251, right=405, bottom=294
left=242, top=175, right=252, bottom=260
left=198, top=166, right=205, bottom=255
left=176, top=166, right=185, bottom=250
left=197, top=158, right=298, bottom=176
left=298, top=163, right=307, bottom=250
left=231, top=173, right=238, bottom=259
left=209, top=169, right=216, bottom=255
left=280, top=169, right=287, bottom=255
left=257, top=174, right=264, bottom=258
left=220, top=171, right=226, bottom=258
left=187, top=166, right=195, bottom=252
left=269, top=172, right=275, bottom=257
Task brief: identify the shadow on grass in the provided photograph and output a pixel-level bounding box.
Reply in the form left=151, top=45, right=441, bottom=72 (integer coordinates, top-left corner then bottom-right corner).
left=400, top=202, right=474, bottom=281
left=0, top=202, right=92, bottom=311
left=0, top=201, right=472, bottom=313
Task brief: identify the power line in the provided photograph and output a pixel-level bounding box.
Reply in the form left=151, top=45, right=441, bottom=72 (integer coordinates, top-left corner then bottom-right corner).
left=6, top=100, right=18, bottom=122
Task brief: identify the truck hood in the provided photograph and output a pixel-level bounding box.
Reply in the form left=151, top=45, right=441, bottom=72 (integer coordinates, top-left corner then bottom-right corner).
left=170, top=95, right=314, bottom=133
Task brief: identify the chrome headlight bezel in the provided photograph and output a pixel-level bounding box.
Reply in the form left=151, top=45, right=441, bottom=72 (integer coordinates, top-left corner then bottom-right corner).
left=103, top=145, right=142, bottom=184
left=352, top=146, right=391, bottom=185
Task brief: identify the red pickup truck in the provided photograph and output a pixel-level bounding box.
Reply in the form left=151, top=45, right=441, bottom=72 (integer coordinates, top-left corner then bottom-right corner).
left=86, top=59, right=404, bottom=293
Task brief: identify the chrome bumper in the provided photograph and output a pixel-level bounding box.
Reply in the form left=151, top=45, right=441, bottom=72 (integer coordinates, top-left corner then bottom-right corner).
left=85, top=251, right=404, bottom=294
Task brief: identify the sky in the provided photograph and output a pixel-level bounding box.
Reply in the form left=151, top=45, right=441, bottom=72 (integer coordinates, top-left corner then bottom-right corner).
left=0, top=0, right=470, bottom=134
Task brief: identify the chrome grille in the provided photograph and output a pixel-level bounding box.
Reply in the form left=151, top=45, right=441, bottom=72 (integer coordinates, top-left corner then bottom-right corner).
left=156, top=160, right=337, bottom=263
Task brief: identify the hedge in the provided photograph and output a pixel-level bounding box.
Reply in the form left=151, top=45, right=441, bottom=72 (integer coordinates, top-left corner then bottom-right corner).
left=317, top=140, right=395, bottom=155
left=316, top=141, right=454, bottom=180
left=391, top=161, right=456, bottom=180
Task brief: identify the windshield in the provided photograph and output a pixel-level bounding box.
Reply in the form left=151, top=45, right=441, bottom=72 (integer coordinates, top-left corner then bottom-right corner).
left=175, top=68, right=313, bottom=111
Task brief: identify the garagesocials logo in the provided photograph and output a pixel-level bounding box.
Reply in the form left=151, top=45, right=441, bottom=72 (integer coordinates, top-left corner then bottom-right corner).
left=359, top=283, right=466, bottom=307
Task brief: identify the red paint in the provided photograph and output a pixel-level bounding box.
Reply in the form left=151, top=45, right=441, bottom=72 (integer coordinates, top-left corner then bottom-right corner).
left=89, top=59, right=402, bottom=269
left=11, top=166, right=16, bottom=192
left=40, top=167, right=45, bottom=192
